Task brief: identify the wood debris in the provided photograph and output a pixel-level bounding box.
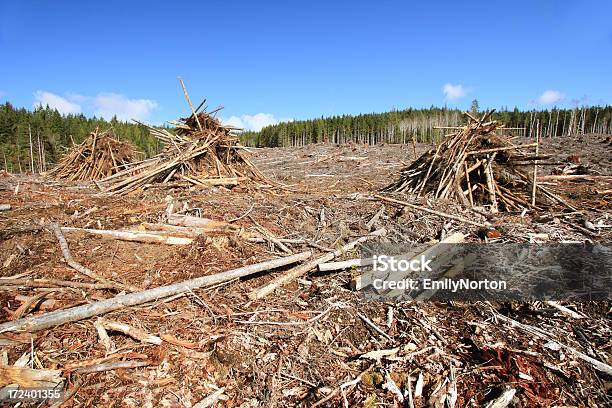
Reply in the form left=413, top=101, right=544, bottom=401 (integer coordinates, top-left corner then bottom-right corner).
left=384, top=111, right=550, bottom=212
left=98, top=81, right=269, bottom=194
left=47, top=127, right=138, bottom=181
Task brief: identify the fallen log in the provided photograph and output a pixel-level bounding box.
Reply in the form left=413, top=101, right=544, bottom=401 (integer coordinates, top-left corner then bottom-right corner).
left=167, top=214, right=242, bottom=232
left=374, top=195, right=488, bottom=228
left=51, top=223, right=135, bottom=291
left=250, top=229, right=386, bottom=300
left=61, top=226, right=193, bottom=245
left=318, top=258, right=374, bottom=272
left=0, top=204, right=11, bottom=211
left=0, top=251, right=311, bottom=333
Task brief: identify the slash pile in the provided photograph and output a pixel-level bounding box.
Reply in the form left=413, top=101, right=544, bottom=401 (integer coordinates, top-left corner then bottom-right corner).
left=99, top=105, right=268, bottom=195
left=384, top=111, right=548, bottom=212
left=47, top=128, right=138, bottom=181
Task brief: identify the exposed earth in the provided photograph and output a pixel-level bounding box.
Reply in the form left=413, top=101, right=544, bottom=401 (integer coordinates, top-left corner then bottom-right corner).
left=0, top=134, right=610, bottom=407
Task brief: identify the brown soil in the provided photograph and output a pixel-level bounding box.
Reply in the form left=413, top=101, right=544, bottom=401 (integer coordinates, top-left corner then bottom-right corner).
left=0, top=134, right=610, bottom=407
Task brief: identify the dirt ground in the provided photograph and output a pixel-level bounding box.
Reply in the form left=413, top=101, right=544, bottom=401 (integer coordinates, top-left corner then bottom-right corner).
left=0, top=134, right=610, bottom=407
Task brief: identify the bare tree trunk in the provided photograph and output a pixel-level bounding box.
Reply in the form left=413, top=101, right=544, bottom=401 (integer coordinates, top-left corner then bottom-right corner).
left=28, top=124, right=34, bottom=173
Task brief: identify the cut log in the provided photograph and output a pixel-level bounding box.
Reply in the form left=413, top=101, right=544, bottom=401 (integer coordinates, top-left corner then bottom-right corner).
left=0, top=251, right=311, bottom=333
left=318, top=258, right=374, bottom=272
left=250, top=229, right=386, bottom=300
left=167, top=214, right=241, bottom=233
left=61, top=226, right=193, bottom=245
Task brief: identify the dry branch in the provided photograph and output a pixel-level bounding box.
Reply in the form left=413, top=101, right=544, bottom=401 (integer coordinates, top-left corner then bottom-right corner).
left=50, top=223, right=136, bottom=291
left=374, top=195, right=487, bottom=228
left=61, top=226, right=194, bottom=245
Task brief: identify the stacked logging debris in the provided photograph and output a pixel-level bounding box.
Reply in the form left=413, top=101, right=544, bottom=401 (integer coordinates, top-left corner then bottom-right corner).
left=384, top=110, right=556, bottom=212
left=98, top=81, right=268, bottom=195
left=47, top=128, right=138, bottom=181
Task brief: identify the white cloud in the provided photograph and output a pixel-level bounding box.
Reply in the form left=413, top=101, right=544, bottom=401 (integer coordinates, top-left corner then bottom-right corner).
left=533, top=90, right=564, bottom=105
left=92, top=93, right=157, bottom=121
left=223, top=113, right=284, bottom=131
left=31, top=91, right=158, bottom=121
left=442, top=83, right=467, bottom=101
left=33, top=91, right=81, bottom=114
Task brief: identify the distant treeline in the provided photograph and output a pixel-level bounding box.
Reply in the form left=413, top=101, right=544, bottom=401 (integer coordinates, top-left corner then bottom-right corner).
left=1, top=101, right=611, bottom=173
left=0, top=102, right=161, bottom=173
left=240, top=104, right=612, bottom=147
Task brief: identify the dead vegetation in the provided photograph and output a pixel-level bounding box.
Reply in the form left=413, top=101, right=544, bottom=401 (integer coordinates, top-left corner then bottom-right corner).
left=47, top=128, right=138, bottom=181
left=0, top=116, right=610, bottom=407
left=98, top=81, right=268, bottom=195
left=384, top=111, right=556, bottom=213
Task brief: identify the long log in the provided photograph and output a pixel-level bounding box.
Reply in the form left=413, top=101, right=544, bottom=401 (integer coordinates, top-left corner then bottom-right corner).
left=0, top=251, right=312, bottom=333
left=374, top=195, right=488, bottom=228
left=318, top=258, right=374, bottom=272
left=51, top=223, right=135, bottom=291
left=250, top=229, right=386, bottom=300
left=61, top=227, right=193, bottom=245
left=167, top=214, right=240, bottom=233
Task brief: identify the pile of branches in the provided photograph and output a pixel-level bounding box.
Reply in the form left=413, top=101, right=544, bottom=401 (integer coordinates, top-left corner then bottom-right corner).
left=384, top=111, right=552, bottom=212
left=47, top=128, right=138, bottom=181
left=99, top=101, right=268, bottom=195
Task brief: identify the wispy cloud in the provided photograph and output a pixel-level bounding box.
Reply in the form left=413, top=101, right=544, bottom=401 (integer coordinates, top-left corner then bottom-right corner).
left=33, top=91, right=81, bottom=114
left=32, top=91, right=158, bottom=121
left=531, top=90, right=564, bottom=106
left=222, top=113, right=287, bottom=131
left=92, top=93, right=157, bottom=121
left=442, top=83, right=468, bottom=101
left=570, top=95, right=590, bottom=107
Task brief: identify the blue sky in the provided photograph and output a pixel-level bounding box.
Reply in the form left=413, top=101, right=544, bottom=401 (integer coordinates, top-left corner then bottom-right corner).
left=0, top=0, right=610, bottom=130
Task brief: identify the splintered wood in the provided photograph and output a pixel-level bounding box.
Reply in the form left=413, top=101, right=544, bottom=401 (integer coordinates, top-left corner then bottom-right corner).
left=98, top=82, right=269, bottom=194
left=384, top=111, right=544, bottom=212
left=47, top=127, right=138, bottom=181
